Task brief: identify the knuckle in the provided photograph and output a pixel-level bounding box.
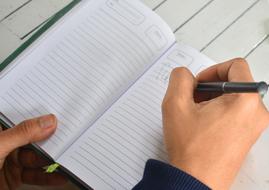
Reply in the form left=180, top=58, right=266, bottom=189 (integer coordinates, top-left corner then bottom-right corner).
left=162, top=97, right=171, bottom=112
left=36, top=117, right=44, bottom=128
left=162, top=97, right=176, bottom=113
left=162, top=96, right=183, bottom=115
left=18, top=120, right=34, bottom=139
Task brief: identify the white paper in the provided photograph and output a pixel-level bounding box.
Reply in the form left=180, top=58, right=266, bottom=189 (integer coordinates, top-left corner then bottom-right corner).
left=58, top=43, right=214, bottom=190
left=0, top=0, right=175, bottom=160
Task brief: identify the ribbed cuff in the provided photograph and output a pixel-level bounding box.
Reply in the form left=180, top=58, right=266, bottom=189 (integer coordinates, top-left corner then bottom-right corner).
left=133, top=159, right=211, bottom=190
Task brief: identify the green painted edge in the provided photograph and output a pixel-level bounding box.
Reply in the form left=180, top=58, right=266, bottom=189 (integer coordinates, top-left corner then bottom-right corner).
left=0, top=0, right=81, bottom=72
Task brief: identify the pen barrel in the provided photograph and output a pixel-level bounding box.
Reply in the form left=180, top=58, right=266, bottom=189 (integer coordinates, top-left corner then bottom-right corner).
left=197, top=82, right=268, bottom=95
left=223, top=82, right=264, bottom=92
left=196, top=82, right=224, bottom=92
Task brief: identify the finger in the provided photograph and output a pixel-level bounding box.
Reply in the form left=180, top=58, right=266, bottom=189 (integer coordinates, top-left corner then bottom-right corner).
left=195, top=58, right=254, bottom=102
left=0, top=114, right=57, bottom=162
left=6, top=149, right=20, bottom=168
left=3, top=157, right=22, bottom=189
left=194, top=91, right=223, bottom=103
left=22, top=168, right=67, bottom=186
left=197, top=58, right=254, bottom=82
left=164, top=67, right=196, bottom=105
left=18, top=149, right=50, bottom=168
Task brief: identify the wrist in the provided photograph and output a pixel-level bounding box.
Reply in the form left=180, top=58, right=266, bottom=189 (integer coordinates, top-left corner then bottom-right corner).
left=170, top=156, right=239, bottom=190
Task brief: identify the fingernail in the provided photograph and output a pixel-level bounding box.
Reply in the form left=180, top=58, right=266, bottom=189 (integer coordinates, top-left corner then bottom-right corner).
left=38, top=114, right=56, bottom=129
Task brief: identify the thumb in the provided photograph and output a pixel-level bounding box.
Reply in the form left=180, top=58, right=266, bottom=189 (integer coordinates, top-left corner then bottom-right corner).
left=0, top=114, right=57, bottom=165
left=165, top=67, right=196, bottom=104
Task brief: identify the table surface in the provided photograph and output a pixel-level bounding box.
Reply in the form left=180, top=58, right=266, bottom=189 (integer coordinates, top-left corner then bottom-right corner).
left=1, top=0, right=269, bottom=189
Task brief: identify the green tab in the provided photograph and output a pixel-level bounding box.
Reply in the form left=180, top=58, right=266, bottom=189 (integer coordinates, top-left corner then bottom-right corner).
left=45, top=163, right=60, bottom=173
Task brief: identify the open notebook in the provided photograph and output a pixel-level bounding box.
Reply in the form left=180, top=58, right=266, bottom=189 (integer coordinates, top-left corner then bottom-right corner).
left=0, top=0, right=214, bottom=189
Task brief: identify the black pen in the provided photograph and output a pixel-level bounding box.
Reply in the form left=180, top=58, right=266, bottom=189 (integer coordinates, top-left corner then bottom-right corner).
left=196, top=82, right=269, bottom=96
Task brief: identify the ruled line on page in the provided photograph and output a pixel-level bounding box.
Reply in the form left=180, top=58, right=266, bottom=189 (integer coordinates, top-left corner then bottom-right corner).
left=106, top=115, right=164, bottom=156
left=30, top=68, right=92, bottom=120
left=81, top=144, right=138, bottom=184
left=17, top=79, right=76, bottom=134
left=75, top=150, right=129, bottom=189
left=70, top=155, right=116, bottom=190
left=93, top=130, right=146, bottom=168
left=79, top=145, right=135, bottom=186
left=100, top=8, right=155, bottom=55
left=92, top=11, right=152, bottom=59
left=88, top=136, right=143, bottom=173
left=75, top=25, right=136, bottom=75
left=86, top=17, right=146, bottom=65
left=66, top=32, right=126, bottom=85
left=83, top=140, right=140, bottom=180
left=34, top=63, right=95, bottom=115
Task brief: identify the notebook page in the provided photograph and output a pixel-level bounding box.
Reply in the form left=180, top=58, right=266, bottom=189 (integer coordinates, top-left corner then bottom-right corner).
left=58, top=43, right=215, bottom=190
left=0, top=0, right=175, bottom=159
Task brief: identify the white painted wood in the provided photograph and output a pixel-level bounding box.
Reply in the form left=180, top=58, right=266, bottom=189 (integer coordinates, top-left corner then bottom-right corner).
left=2, top=0, right=72, bottom=38
left=0, top=23, right=22, bottom=63
left=0, top=0, right=71, bottom=64
left=230, top=87, right=269, bottom=189
left=247, top=37, right=269, bottom=82
left=155, top=0, right=212, bottom=31
left=202, top=0, right=269, bottom=62
left=231, top=128, right=269, bottom=189
left=174, top=0, right=257, bottom=50
left=141, top=0, right=164, bottom=9
left=0, top=0, right=28, bottom=20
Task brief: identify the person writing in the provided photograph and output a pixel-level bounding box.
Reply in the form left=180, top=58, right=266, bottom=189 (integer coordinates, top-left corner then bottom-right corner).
left=0, top=58, right=268, bottom=190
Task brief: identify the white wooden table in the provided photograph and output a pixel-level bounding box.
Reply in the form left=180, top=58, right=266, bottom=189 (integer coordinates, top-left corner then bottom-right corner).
left=1, top=0, right=269, bottom=189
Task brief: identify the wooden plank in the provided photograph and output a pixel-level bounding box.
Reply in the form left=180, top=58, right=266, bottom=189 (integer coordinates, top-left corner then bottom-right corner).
left=154, top=0, right=212, bottom=31
left=141, top=0, right=165, bottom=9
left=232, top=37, right=269, bottom=190
left=202, top=0, right=269, bottom=62
left=2, top=0, right=72, bottom=39
left=0, top=23, right=22, bottom=63
left=174, top=0, right=257, bottom=50
left=0, top=0, right=29, bottom=20
left=231, top=126, right=269, bottom=190
left=247, top=37, right=269, bottom=82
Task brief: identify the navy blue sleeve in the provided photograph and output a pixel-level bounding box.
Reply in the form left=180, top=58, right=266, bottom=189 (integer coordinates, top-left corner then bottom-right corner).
left=133, top=159, right=211, bottom=190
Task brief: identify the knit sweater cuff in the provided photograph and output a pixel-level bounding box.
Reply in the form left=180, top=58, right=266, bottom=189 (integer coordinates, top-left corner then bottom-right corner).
left=133, top=159, right=211, bottom=190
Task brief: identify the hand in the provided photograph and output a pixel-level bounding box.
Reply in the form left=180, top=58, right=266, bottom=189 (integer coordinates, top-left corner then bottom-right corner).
left=162, top=58, right=269, bottom=190
left=0, top=114, right=67, bottom=190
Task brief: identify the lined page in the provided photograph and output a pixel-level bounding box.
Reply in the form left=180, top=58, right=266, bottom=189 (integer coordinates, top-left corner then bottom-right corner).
left=58, top=43, right=215, bottom=190
left=0, top=0, right=175, bottom=159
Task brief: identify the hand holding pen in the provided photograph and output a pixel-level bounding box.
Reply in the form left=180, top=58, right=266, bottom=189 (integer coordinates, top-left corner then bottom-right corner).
left=163, top=58, right=269, bottom=190
left=194, top=58, right=268, bottom=101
